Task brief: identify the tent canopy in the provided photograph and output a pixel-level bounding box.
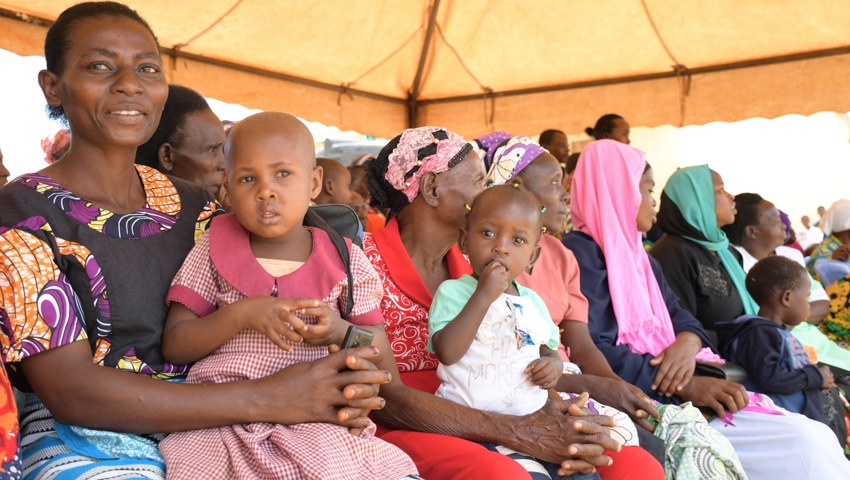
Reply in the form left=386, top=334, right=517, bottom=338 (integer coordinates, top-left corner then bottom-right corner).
left=2, top=0, right=850, bottom=138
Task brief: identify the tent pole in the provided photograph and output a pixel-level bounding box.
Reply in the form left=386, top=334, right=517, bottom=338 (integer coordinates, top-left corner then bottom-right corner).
left=408, top=0, right=441, bottom=128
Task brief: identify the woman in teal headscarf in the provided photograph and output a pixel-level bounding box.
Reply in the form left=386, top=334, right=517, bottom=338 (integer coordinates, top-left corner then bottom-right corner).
left=651, top=166, right=850, bottom=372
left=650, top=166, right=758, bottom=333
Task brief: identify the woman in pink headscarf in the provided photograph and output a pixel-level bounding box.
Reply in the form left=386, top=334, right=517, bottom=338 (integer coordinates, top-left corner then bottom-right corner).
left=563, top=139, right=850, bottom=479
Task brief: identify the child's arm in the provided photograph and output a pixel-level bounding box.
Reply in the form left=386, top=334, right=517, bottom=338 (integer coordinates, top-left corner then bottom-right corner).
left=432, top=262, right=510, bottom=365
left=526, top=346, right=564, bottom=389
left=162, top=297, right=309, bottom=365
left=733, top=328, right=825, bottom=394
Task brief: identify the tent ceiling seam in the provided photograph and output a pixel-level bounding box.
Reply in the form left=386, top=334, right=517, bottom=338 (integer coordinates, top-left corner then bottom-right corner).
left=408, top=0, right=442, bottom=127
left=416, top=45, right=850, bottom=105
left=172, top=0, right=243, bottom=51
left=640, top=0, right=689, bottom=126
left=345, top=25, right=423, bottom=89
left=433, top=21, right=494, bottom=129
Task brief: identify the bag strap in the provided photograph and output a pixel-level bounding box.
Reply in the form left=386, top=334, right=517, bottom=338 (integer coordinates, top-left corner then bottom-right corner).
left=304, top=208, right=354, bottom=319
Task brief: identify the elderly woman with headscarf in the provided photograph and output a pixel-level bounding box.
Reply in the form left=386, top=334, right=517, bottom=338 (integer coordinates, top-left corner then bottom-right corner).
left=563, top=140, right=850, bottom=479
left=361, top=127, right=656, bottom=480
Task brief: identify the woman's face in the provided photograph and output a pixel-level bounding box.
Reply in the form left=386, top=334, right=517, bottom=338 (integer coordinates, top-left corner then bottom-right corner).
left=607, top=119, right=631, bottom=144
left=516, top=153, right=569, bottom=234
left=41, top=16, right=167, bottom=151
left=166, top=109, right=226, bottom=197
left=636, top=167, right=657, bottom=233
left=752, top=201, right=787, bottom=250
left=435, top=150, right=487, bottom=229
left=712, top=172, right=736, bottom=228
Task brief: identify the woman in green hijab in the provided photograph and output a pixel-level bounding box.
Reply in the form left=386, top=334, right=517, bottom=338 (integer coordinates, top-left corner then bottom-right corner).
left=650, top=166, right=758, bottom=333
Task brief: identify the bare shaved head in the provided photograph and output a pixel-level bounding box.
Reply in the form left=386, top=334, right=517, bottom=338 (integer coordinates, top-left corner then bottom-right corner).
left=224, top=112, right=315, bottom=180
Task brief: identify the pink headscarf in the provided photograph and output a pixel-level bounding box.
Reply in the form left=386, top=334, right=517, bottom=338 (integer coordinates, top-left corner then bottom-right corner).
left=384, top=126, right=471, bottom=202
left=572, top=140, right=721, bottom=360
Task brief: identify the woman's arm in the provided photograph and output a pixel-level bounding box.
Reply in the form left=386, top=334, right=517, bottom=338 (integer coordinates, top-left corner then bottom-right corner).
left=22, top=339, right=390, bottom=433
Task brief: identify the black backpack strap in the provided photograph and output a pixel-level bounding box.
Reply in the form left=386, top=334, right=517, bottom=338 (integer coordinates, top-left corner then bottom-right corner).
left=304, top=208, right=354, bottom=319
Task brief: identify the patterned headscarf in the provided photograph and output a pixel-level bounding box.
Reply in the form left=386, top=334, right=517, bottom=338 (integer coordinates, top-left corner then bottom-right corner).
left=384, top=126, right=471, bottom=202
left=480, top=135, right=547, bottom=186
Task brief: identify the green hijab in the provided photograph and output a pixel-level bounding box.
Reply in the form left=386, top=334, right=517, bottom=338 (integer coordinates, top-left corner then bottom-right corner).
left=658, top=165, right=758, bottom=315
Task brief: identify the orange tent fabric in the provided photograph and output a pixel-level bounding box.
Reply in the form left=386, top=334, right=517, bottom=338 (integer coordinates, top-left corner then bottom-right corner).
left=2, top=0, right=850, bottom=138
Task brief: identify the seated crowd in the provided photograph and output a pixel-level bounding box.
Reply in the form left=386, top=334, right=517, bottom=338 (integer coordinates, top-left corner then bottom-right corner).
left=1, top=2, right=849, bottom=479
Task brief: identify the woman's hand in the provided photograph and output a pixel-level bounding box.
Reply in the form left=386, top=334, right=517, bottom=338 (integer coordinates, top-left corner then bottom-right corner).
left=567, top=375, right=659, bottom=432
left=507, top=393, right=620, bottom=475
left=257, top=345, right=391, bottom=433
left=648, top=332, right=701, bottom=396
left=678, top=376, right=748, bottom=418
left=526, top=356, right=562, bottom=389
left=286, top=298, right=350, bottom=347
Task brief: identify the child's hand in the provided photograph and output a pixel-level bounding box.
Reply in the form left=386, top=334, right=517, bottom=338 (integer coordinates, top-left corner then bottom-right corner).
left=819, top=364, right=837, bottom=389
left=526, top=356, right=562, bottom=389
left=286, top=298, right=350, bottom=347
left=237, top=297, right=306, bottom=351
left=476, top=259, right=510, bottom=302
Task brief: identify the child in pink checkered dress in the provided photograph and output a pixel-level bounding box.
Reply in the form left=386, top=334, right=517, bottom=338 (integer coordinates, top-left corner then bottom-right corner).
left=158, top=112, right=418, bottom=480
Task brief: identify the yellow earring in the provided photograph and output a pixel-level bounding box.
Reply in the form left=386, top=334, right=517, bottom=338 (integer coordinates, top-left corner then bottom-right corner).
left=464, top=203, right=472, bottom=211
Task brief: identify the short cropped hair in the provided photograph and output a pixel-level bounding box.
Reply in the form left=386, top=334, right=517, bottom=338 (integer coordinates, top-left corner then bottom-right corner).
left=746, top=255, right=806, bottom=305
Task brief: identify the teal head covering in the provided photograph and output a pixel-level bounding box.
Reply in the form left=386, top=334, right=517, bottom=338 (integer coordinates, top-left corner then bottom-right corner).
left=657, top=165, right=758, bottom=315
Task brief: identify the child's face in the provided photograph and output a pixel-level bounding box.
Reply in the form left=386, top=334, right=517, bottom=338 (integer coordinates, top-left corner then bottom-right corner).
left=328, top=168, right=353, bottom=205
left=226, top=125, right=320, bottom=241
left=784, top=272, right=812, bottom=327
left=349, top=194, right=369, bottom=224
left=460, top=195, right=541, bottom=284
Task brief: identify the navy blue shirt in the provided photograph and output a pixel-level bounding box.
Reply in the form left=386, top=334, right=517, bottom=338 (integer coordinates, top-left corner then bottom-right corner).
left=563, top=231, right=715, bottom=402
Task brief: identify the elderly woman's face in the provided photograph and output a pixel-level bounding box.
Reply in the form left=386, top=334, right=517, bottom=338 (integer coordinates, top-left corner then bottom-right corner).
left=436, top=150, right=487, bottom=227
left=516, top=153, right=569, bottom=235
left=42, top=16, right=167, bottom=150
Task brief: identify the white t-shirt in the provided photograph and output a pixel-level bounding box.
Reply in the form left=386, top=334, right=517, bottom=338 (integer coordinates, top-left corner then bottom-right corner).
left=428, top=275, right=559, bottom=416
left=798, top=226, right=825, bottom=250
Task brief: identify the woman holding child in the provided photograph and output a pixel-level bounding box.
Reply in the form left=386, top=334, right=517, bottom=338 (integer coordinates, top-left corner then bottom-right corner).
left=0, top=3, right=401, bottom=478
left=562, top=139, right=849, bottom=478
left=363, top=127, right=662, bottom=479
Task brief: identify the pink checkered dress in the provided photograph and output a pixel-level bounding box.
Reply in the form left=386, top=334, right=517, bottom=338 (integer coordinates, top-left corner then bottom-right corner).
left=159, top=215, right=417, bottom=479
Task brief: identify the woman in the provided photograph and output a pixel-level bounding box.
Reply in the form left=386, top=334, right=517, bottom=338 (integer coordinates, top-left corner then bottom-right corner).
left=135, top=84, right=226, bottom=203
left=584, top=114, right=630, bottom=145
left=649, top=166, right=758, bottom=332
left=564, top=140, right=849, bottom=479
left=0, top=3, right=391, bottom=478
left=362, top=127, right=639, bottom=480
